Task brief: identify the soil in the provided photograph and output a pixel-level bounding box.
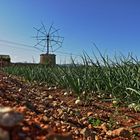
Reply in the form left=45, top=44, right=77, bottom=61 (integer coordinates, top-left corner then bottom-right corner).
left=0, top=71, right=140, bottom=140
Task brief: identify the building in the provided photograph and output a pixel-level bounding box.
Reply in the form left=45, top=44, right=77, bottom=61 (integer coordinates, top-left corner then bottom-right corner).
left=0, top=55, right=11, bottom=66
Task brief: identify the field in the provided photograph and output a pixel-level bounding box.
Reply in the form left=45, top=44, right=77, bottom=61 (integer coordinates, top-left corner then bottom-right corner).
left=0, top=53, right=140, bottom=140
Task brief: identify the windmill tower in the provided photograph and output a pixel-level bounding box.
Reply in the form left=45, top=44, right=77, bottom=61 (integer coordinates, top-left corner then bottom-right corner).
left=33, top=23, right=64, bottom=65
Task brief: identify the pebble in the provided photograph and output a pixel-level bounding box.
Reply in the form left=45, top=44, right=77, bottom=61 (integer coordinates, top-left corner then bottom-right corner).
left=0, top=110, right=24, bottom=127
left=47, top=133, right=73, bottom=140
left=0, top=128, right=9, bottom=140
left=18, top=132, right=26, bottom=137
left=75, top=129, right=80, bottom=135
left=25, top=137, right=32, bottom=140
left=57, top=108, right=63, bottom=115
left=48, top=95, right=53, bottom=99
left=75, top=99, right=82, bottom=105
left=81, top=128, right=90, bottom=137
left=0, top=107, right=13, bottom=113
left=52, top=101, right=58, bottom=107
left=64, top=92, right=68, bottom=96
left=87, top=112, right=94, bottom=117
left=61, top=113, right=68, bottom=121
left=42, top=116, right=49, bottom=122
left=22, top=127, right=30, bottom=132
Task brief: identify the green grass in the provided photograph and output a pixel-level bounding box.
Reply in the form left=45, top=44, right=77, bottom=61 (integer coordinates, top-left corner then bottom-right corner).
left=2, top=52, right=140, bottom=106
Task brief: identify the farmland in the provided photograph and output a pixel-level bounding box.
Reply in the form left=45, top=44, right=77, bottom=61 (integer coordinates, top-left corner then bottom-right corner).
left=3, top=53, right=140, bottom=106
left=0, top=53, right=140, bottom=139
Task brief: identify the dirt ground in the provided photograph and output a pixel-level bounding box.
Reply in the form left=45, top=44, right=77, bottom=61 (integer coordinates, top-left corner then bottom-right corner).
left=0, top=71, right=140, bottom=140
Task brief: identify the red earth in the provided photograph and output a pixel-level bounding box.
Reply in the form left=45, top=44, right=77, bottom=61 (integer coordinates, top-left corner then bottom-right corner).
left=0, top=71, right=140, bottom=140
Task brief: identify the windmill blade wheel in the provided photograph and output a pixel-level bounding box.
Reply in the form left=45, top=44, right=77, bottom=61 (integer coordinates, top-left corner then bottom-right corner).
left=34, top=23, right=64, bottom=54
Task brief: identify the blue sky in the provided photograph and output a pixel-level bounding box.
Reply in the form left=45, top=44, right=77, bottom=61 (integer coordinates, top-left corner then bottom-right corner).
left=0, top=0, right=140, bottom=63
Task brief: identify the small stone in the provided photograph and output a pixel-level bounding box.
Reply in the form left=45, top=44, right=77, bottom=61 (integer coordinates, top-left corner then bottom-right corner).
left=57, top=109, right=63, bottom=116
left=75, top=129, right=80, bottom=135
left=44, top=110, right=48, bottom=113
left=127, top=119, right=134, bottom=123
left=0, top=111, right=24, bottom=127
left=22, top=127, right=30, bottom=132
left=0, top=128, right=10, bottom=140
left=83, top=120, right=88, bottom=125
left=18, top=132, right=26, bottom=137
left=0, top=107, right=13, bottom=113
left=48, top=95, right=53, bottom=99
left=18, top=88, right=22, bottom=92
left=35, top=97, right=40, bottom=100
left=87, top=112, right=93, bottom=117
left=48, top=87, right=52, bottom=90
left=112, top=100, right=118, bottom=105
left=106, top=127, right=131, bottom=138
left=53, top=86, right=57, bottom=89
left=81, top=128, right=90, bottom=137
left=75, top=99, right=82, bottom=105
left=61, top=113, right=68, bottom=121
left=80, top=117, right=87, bottom=121
left=64, top=92, right=68, bottom=96
left=69, top=111, right=73, bottom=115
left=128, top=103, right=136, bottom=108
left=95, top=135, right=101, bottom=140
left=67, top=107, right=72, bottom=113
left=42, top=116, right=49, bottom=122
left=25, top=137, right=32, bottom=140
left=60, top=101, right=64, bottom=105
left=52, top=101, right=58, bottom=107
left=62, top=128, right=67, bottom=132
left=100, top=123, right=108, bottom=132
left=88, top=124, right=93, bottom=129
left=47, top=133, right=72, bottom=140
left=55, top=122, right=61, bottom=127
left=67, top=125, right=71, bottom=131
left=94, top=113, right=98, bottom=117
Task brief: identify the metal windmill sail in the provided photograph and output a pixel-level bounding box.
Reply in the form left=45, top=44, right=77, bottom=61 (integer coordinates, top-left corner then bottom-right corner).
left=33, top=22, right=64, bottom=54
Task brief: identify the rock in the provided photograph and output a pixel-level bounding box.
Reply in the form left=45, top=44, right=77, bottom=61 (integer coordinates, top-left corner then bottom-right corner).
left=112, top=100, right=118, bottom=105
left=22, top=126, right=30, bottom=132
left=100, top=123, right=108, bottom=132
left=75, top=99, right=82, bottom=105
left=87, top=112, right=94, bottom=117
left=47, top=133, right=73, bottom=140
left=106, top=127, right=131, bottom=138
left=18, top=88, right=22, bottom=92
left=55, top=122, right=61, bottom=127
left=57, top=109, right=63, bottom=116
left=61, top=113, right=68, bottom=121
left=48, top=87, right=52, bottom=90
left=44, top=110, right=48, bottom=113
left=64, top=92, right=68, bottom=96
left=0, top=107, right=24, bottom=128
left=25, top=137, right=32, bottom=140
left=18, top=132, right=26, bottom=138
left=0, top=128, right=10, bottom=140
left=80, top=127, right=96, bottom=138
left=42, top=116, right=49, bottom=122
left=128, top=103, right=136, bottom=109
left=48, top=95, right=53, bottom=99
left=0, top=107, right=13, bottom=113
left=81, top=128, right=89, bottom=136
left=52, top=101, right=58, bottom=107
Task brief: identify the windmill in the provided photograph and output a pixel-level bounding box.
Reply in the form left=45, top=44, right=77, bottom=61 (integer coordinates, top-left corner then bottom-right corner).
left=33, top=22, right=64, bottom=65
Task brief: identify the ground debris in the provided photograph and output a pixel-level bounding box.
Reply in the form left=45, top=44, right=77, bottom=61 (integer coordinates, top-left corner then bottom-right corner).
left=0, top=128, right=10, bottom=140
left=0, top=71, right=140, bottom=140
left=106, top=127, right=131, bottom=138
